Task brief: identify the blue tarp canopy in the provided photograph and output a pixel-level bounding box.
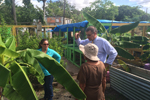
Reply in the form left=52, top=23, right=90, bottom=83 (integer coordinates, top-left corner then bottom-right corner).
left=52, top=19, right=150, bottom=32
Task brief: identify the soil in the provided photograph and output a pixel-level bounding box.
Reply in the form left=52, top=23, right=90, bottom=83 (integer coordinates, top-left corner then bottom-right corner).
left=2, top=57, right=129, bottom=100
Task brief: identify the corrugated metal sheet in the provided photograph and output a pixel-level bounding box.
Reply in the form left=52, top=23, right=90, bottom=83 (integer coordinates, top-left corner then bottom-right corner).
left=110, top=66, right=150, bottom=100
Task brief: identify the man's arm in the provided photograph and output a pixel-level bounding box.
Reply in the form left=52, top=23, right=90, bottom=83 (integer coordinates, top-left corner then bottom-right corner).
left=103, top=40, right=118, bottom=65
left=75, top=31, right=89, bottom=46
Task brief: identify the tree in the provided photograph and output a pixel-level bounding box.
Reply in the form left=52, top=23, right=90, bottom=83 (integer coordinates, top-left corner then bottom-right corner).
left=88, top=0, right=118, bottom=20
left=12, top=0, right=17, bottom=25
left=37, top=0, right=47, bottom=23
left=115, top=5, right=150, bottom=21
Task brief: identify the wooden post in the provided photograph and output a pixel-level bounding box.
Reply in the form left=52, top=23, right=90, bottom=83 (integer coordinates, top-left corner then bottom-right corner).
left=142, top=26, right=146, bottom=36
left=44, top=28, right=46, bottom=38
left=12, top=26, right=16, bottom=36
left=131, top=29, right=134, bottom=36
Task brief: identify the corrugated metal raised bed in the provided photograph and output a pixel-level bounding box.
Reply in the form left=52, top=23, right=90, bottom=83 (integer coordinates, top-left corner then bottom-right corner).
left=110, top=64, right=150, bottom=100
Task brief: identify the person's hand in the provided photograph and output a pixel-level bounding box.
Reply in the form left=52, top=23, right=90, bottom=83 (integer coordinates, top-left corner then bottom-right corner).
left=75, top=31, right=81, bottom=40
left=104, top=63, right=109, bottom=71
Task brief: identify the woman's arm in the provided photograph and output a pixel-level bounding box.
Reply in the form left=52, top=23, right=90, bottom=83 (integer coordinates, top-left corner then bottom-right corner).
left=75, top=82, right=86, bottom=100
left=52, top=50, right=61, bottom=63
left=102, top=76, right=106, bottom=93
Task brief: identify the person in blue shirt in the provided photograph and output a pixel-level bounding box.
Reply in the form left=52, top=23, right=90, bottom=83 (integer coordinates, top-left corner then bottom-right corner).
left=75, top=26, right=118, bottom=68
left=38, top=39, right=61, bottom=100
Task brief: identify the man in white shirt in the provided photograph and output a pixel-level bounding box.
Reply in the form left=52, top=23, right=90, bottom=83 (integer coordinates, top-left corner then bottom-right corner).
left=75, top=26, right=118, bottom=68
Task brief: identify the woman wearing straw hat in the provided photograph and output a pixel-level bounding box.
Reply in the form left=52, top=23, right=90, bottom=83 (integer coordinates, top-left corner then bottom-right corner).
left=76, top=43, right=106, bottom=100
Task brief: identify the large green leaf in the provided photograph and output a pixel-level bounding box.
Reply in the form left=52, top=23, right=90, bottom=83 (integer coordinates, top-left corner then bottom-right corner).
left=0, top=34, right=6, bottom=47
left=115, top=46, right=134, bottom=59
left=0, top=46, right=19, bottom=58
left=17, top=50, right=45, bottom=85
left=140, top=52, right=150, bottom=61
left=9, top=61, right=38, bottom=100
left=110, top=21, right=140, bottom=34
left=117, top=59, right=129, bottom=72
left=0, top=63, right=10, bottom=87
left=143, top=44, right=150, bottom=50
left=146, top=27, right=150, bottom=32
left=118, top=36, right=131, bottom=41
left=25, top=49, right=86, bottom=99
left=3, top=84, right=23, bottom=100
left=131, top=36, right=149, bottom=45
left=5, top=36, right=16, bottom=51
left=83, top=12, right=106, bottom=33
left=117, top=41, right=140, bottom=48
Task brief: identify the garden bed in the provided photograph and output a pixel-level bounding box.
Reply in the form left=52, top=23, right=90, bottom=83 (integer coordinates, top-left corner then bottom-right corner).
left=110, top=63, right=150, bottom=100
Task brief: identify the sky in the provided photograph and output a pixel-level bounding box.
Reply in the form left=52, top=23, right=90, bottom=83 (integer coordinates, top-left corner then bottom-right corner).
left=14, top=0, right=150, bottom=13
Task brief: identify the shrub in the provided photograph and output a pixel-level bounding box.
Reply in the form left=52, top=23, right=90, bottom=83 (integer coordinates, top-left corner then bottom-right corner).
left=0, top=16, right=12, bottom=42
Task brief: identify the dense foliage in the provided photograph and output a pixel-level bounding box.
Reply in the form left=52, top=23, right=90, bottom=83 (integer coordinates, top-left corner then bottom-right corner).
left=0, top=0, right=150, bottom=25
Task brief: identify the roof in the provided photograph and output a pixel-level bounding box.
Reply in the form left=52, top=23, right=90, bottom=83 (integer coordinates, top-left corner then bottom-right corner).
left=52, top=19, right=150, bottom=32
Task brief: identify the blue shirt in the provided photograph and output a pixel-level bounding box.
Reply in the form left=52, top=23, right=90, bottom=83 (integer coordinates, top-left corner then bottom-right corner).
left=38, top=48, right=61, bottom=76
left=75, top=36, right=118, bottom=65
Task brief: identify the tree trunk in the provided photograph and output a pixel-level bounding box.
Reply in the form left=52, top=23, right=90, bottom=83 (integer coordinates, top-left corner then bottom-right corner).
left=63, top=0, right=66, bottom=24
left=12, top=0, right=17, bottom=25
left=0, top=87, right=2, bottom=100
left=43, top=0, right=46, bottom=22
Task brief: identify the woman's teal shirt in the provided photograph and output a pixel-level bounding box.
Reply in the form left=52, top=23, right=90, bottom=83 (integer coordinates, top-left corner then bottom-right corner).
left=38, top=48, right=61, bottom=76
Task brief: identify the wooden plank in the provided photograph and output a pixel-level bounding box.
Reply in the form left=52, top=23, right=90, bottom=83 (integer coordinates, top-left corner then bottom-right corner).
left=112, top=23, right=150, bottom=26
left=0, top=25, right=56, bottom=28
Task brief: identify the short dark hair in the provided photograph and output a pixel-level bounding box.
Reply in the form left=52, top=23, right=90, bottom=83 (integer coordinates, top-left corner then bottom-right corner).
left=85, top=26, right=98, bottom=34
left=38, top=39, right=48, bottom=49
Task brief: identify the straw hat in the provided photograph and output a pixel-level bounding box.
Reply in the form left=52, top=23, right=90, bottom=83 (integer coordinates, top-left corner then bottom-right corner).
left=79, top=43, right=100, bottom=61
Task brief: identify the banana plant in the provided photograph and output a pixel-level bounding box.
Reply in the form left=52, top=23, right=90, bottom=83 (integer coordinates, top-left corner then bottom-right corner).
left=117, top=59, right=130, bottom=72
left=82, top=12, right=145, bottom=60
left=139, top=28, right=150, bottom=61
left=0, top=35, right=86, bottom=100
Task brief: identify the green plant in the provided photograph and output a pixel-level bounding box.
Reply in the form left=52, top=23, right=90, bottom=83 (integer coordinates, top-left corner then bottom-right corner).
left=0, top=16, right=12, bottom=42
left=48, top=35, right=67, bottom=68
left=0, top=35, right=86, bottom=100
left=83, top=12, right=142, bottom=60
left=16, top=30, right=42, bottom=50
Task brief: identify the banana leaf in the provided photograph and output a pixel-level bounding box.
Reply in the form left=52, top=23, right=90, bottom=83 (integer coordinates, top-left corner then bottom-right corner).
left=17, top=50, right=45, bottom=85
left=115, top=46, right=134, bottom=59
left=25, top=49, right=86, bottom=99
left=0, top=46, right=19, bottom=59
left=0, top=64, right=10, bottom=87
left=83, top=12, right=106, bottom=33
left=131, top=36, right=149, bottom=45
left=117, top=41, right=140, bottom=48
left=146, top=27, right=150, bottom=32
left=5, top=36, right=16, bottom=51
left=140, top=52, right=150, bottom=61
left=143, top=44, right=150, bottom=50
left=0, top=34, right=6, bottom=47
left=118, top=36, right=131, bottom=41
left=117, top=59, right=129, bottom=72
left=9, top=61, right=38, bottom=100
left=3, top=84, right=23, bottom=100
left=110, top=21, right=140, bottom=34
left=131, top=36, right=148, bottom=41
